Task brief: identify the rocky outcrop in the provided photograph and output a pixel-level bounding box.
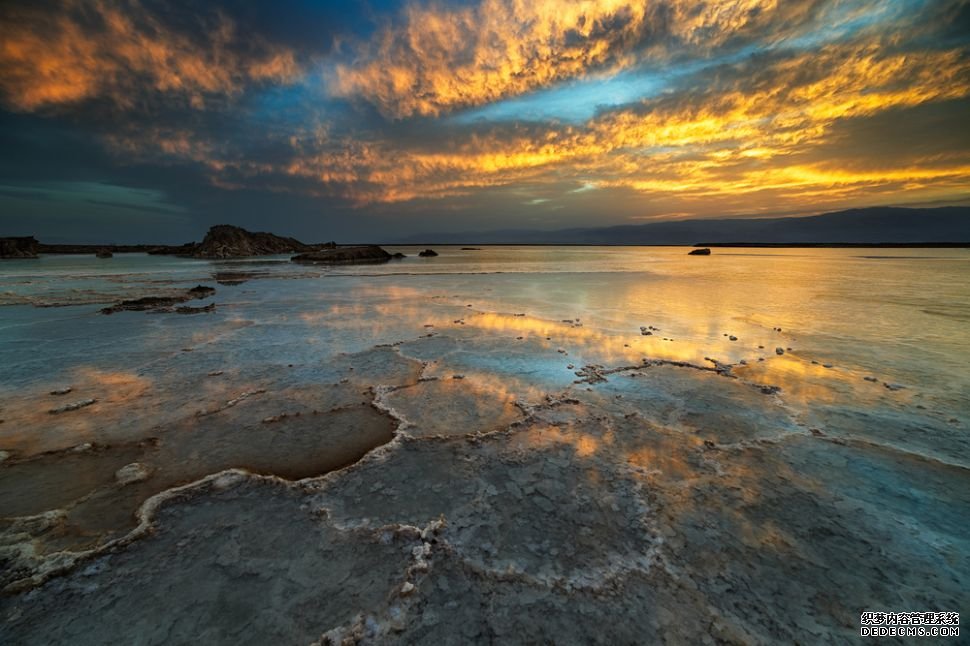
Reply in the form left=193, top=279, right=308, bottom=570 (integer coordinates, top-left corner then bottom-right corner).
left=101, top=285, right=215, bottom=314
left=96, top=249, right=113, bottom=258
left=418, top=249, right=438, bottom=257
left=192, top=225, right=314, bottom=259
left=688, top=248, right=711, bottom=255
left=291, top=246, right=392, bottom=265
left=0, top=237, right=39, bottom=259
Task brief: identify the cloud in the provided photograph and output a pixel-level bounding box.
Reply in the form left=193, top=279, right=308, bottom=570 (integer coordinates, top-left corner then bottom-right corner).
left=0, top=0, right=300, bottom=112
left=329, top=0, right=841, bottom=118
left=102, top=34, right=970, bottom=214
left=2, top=0, right=968, bottom=237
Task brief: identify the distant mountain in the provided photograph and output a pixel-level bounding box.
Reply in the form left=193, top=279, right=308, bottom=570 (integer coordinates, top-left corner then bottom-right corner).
left=393, top=206, right=970, bottom=245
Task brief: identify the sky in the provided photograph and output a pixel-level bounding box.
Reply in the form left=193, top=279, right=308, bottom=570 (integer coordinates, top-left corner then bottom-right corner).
left=0, top=0, right=968, bottom=243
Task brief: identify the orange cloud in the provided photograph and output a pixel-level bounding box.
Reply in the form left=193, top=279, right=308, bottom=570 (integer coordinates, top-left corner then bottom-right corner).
left=331, top=0, right=651, bottom=118
left=268, top=43, right=970, bottom=207
left=0, top=0, right=299, bottom=112
left=330, top=0, right=837, bottom=118
left=50, top=3, right=968, bottom=216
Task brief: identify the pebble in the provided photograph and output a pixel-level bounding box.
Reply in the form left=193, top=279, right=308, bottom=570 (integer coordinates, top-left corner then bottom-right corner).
left=49, top=387, right=73, bottom=396
left=728, top=335, right=737, bottom=341
left=775, top=347, right=785, bottom=355
left=115, top=462, right=153, bottom=485
left=48, top=398, right=97, bottom=414
left=863, top=376, right=878, bottom=382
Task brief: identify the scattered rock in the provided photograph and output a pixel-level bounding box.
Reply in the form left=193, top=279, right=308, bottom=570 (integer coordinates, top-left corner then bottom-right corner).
left=760, top=385, right=781, bottom=395
left=809, top=428, right=826, bottom=437
left=49, top=387, right=73, bottom=396
left=418, top=249, right=439, bottom=257
left=775, top=347, right=785, bottom=355
left=392, top=252, right=407, bottom=259
left=688, top=248, right=711, bottom=255
left=0, top=236, right=39, bottom=259
left=863, top=376, right=878, bottom=382
left=460, top=247, right=481, bottom=251
left=115, top=462, right=153, bottom=485
left=292, top=246, right=392, bottom=265
left=49, top=398, right=97, bottom=414
left=883, top=382, right=906, bottom=391
left=729, top=335, right=738, bottom=341
left=101, top=285, right=215, bottom=314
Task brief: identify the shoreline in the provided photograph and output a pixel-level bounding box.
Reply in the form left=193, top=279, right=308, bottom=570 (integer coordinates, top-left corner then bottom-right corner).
left=3, top=241, right=970, bottom=256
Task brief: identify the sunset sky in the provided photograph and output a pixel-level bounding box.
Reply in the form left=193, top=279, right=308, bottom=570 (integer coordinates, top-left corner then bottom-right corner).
left=0, top=0, right=968, bottom=242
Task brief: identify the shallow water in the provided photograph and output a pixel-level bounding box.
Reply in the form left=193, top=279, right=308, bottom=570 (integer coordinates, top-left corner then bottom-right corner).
left=0, top=247, right=968, bottom=643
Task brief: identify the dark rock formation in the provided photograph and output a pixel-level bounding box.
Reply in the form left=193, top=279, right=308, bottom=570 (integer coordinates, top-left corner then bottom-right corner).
left=192, top=225, right=312, bottom=259
left=392, top=252, right=407, bottom=259
left=688, top=248, right=711, bottom=255
left=291, top=246, right=392, bottom=265
left=0, top=237, right=39, bottom=259
left=12, top=229, right=334, bottom=258
left=418, top=249, right=439, bottom=257
left=101, top=285, right=215, bottom=314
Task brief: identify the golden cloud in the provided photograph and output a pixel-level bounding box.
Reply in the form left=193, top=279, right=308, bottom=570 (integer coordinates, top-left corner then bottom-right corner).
left=331, top=0, right=835, bottom=118
left=0, top=0, right=299, bottom=112
left=280, top=42, right=970, bottom=207
left=62, top=1, right=970, bottom=215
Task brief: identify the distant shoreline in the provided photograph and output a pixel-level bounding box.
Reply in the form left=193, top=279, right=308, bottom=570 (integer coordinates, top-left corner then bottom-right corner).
left=12, top=241, right=970, bottom=254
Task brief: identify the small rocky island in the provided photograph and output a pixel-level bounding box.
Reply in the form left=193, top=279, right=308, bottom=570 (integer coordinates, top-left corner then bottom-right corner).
left=291, top=245, right=392, bottom=264
left=191, top=225, right=321, bottom=259
left=0, top=236, right=40, bottom=259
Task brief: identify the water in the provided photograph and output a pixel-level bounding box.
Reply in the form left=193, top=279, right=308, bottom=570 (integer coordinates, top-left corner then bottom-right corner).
left=1, top=247, right=968, bottom=643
